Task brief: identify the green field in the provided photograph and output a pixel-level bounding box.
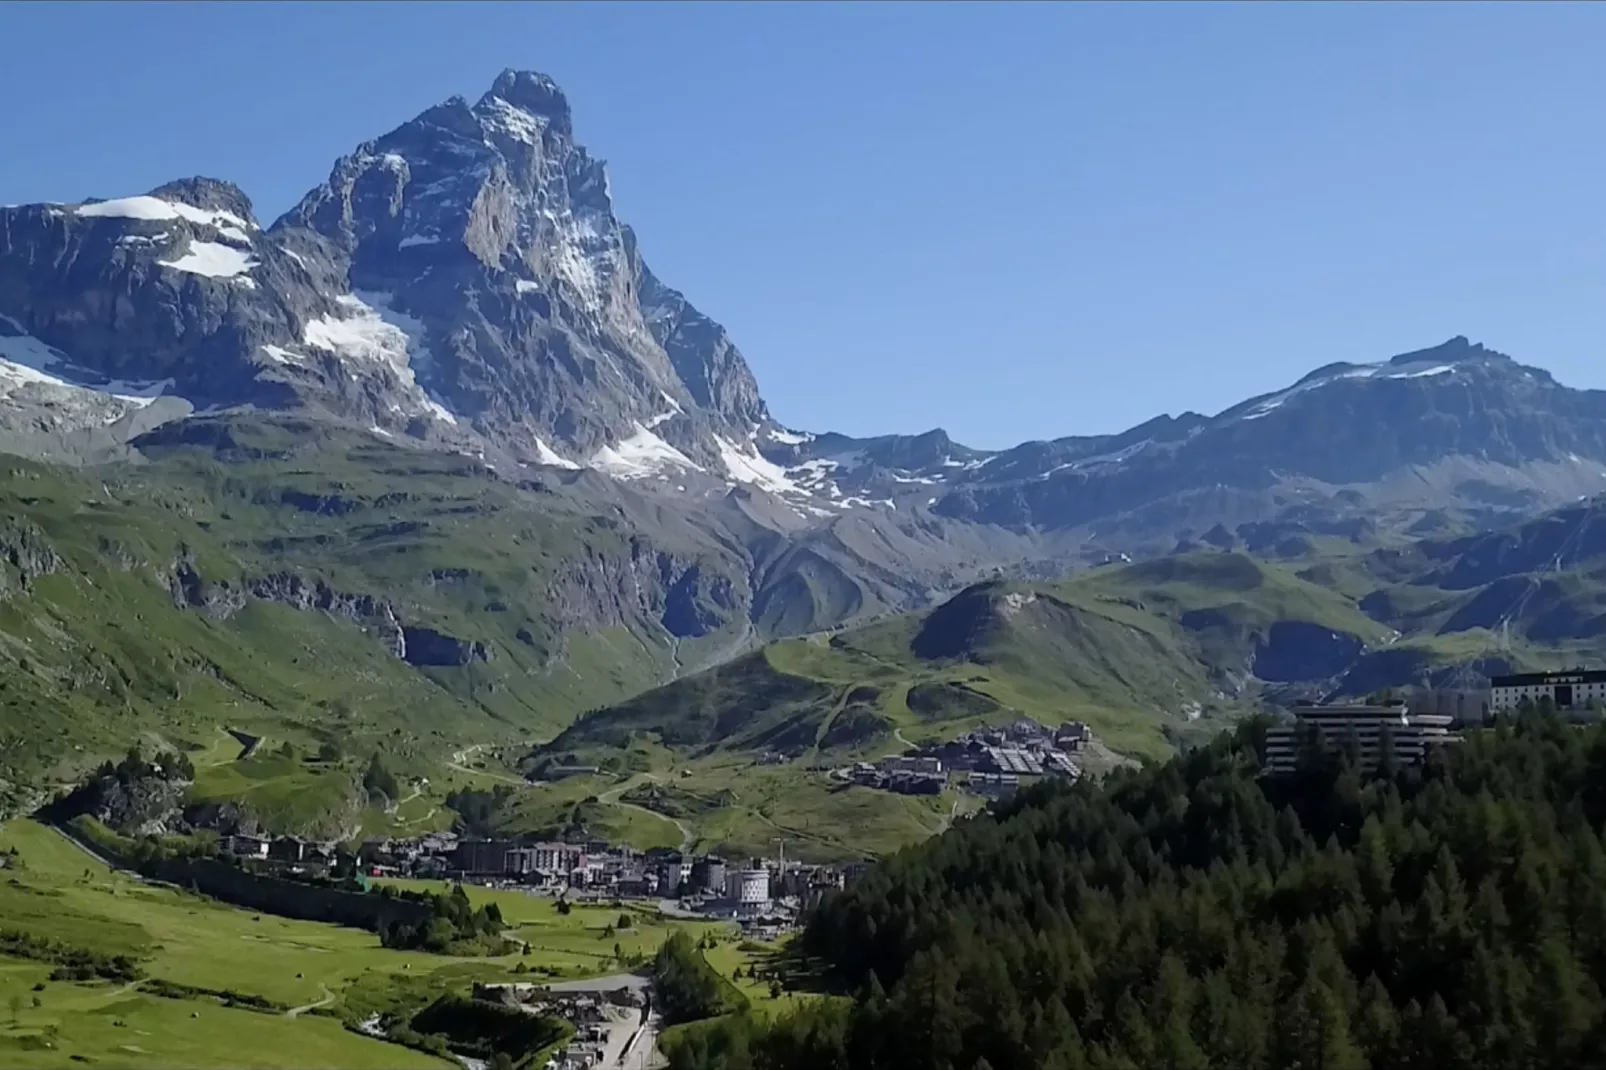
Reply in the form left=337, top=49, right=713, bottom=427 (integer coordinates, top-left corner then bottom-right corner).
left=0, top=818, right=728, bottom=1068
left=0, top=958, right=444, bottom=1070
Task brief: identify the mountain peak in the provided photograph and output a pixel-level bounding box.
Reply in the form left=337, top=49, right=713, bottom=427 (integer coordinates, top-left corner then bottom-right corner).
left=145, top=177, right=256, bottom=224
left=478, top=69, right=571, bottom=133
left=1385, top=336, right=1506, bottom=367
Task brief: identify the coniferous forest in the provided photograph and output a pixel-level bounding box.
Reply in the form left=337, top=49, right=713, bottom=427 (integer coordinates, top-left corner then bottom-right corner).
left=663, top=710, right=1606, bottom=1070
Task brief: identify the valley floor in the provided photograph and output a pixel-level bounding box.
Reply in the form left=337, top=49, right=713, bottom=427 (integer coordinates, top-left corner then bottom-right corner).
left=0, top=818, right=745, bottom=1069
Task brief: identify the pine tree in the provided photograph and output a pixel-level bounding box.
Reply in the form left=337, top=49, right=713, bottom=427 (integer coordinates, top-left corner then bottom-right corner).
left=1273, top=975, right=1366, bottom=1070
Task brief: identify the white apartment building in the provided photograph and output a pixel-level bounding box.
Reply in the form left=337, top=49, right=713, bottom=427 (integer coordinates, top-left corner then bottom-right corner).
left=1489, top=670, right=1606, bottom=713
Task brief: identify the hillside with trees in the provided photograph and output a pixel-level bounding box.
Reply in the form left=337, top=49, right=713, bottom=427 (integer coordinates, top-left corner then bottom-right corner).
left=663, top=709, right=1606, bottom=1069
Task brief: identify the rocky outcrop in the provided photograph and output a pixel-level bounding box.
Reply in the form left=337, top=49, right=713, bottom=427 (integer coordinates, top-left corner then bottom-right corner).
left=243, top=572, right=406, bottom=656
left=1250, top=621, right=1367, bottom=683
left=44, top=747, right=194, bottom=837
left=163, top=552, right=484, bottom=665
left=400, top=626, right=492, bottom=667
left=0, top=520, right=62, bottom=589
left=544, top=537, right=743, bottom=641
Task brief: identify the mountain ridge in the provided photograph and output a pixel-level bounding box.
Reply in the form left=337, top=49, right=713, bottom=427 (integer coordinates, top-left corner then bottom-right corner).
left=4, top=71, right=1604, bottom=556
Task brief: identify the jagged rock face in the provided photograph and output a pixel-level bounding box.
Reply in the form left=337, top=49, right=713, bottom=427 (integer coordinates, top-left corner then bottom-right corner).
left=1252, top=621, right=1367, bottom=682
left=0, top=520, right=62, bottom=590
left=627, top=226, right=766, bottom=427
left=0, top=69, right=781, bottom=490
left=400, top=626, right=492, bottom=667
left=543, top=536, right=745, bottom=641
left=273, top=69, right=770, bottom=469
left=0, top=177, right=484, bottom=447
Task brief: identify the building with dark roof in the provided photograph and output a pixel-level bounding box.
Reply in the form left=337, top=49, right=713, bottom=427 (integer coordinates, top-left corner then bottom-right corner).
left=1490, top=669, right=1606, bottom=713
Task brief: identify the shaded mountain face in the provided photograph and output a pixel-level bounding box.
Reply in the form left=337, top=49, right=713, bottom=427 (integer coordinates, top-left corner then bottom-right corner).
left=2, top=69, right=1605, bottom=568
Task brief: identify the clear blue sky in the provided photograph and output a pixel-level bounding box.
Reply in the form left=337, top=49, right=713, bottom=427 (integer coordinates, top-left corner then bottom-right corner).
left=2, top=2, right=1604, bottom=449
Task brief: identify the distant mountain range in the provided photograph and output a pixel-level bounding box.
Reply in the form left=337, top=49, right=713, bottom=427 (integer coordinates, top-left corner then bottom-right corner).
left=542, top=494, right=1606, bottom=776
left=3, top=69, right=1606, bottom=821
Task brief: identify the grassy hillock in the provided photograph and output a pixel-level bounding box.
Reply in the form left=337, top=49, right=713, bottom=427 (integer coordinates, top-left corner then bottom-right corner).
left=547, top=552, right=1376, bottom=765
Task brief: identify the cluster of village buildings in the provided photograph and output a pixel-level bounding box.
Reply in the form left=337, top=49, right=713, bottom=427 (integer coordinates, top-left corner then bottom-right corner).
left=221, top=825, right=857, bottom=932
left=837, top=718, right=1091, bottom=799
left=219, top=674, right=1606, bottom=936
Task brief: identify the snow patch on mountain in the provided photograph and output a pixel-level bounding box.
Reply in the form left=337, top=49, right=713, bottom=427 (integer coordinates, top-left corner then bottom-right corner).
left=301, top=292, right=457, bottom=425
left=1387, top=363, right=1456, bottom=380
left=74, top=196, right=256, bottom=233
left=158, top=240, right=258, bottom=284
left=116, top=232, right=171, bottom=248
left=589, top=423, right=702, bottom=479
left=533, top=438, right=580, bottom=469
left=0, top=324, right=172, bottom=408
left=259, top=345, right=309, bottom=367
left=715, top=435, right=802, bottom=496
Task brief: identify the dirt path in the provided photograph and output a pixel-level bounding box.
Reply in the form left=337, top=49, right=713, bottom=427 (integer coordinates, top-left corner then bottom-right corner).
left=397, top=806, right=439, bottom=828
left=285, top=984, right=335, bottom=1020
left=447, top=744, right=528, bottom=785
left=804, top=685, right=860, bottom=766
left=933, top=798, right=962, bottom=835
left=600, top=773, right=694, bottom=853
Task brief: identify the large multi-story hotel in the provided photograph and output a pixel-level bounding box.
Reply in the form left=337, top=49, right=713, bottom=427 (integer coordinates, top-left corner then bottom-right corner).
left=1264, top=702, right=1458, bottom=776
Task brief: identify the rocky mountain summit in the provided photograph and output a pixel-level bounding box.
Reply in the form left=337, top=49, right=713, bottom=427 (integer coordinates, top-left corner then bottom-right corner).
left=0, top=70, right=783, bottom=489
left=3, top=69, right=1605, bottom=563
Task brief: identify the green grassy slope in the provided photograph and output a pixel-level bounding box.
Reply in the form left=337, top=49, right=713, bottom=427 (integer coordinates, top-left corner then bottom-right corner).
left=547, top=538, right=1606, bottom=766
left=527, top=532, right=1606, bottom=860
left=0, top=414, right=747, bottom=822
left=545, top=552, right=1382, bottom=766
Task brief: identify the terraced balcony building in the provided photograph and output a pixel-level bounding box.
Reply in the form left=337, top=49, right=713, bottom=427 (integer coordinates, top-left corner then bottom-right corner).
left=1264, top=702, right=1458, bottom=776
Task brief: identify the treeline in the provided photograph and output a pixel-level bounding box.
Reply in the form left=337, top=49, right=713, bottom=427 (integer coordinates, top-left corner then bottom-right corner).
left=60, top=817, right=434, bottom=936
left=380, top=882, right=511, bottom=955
left=143, top=978, right=289, bottom=1014
left=0, top=928, right=143, bottom=983
left=408, top=993, right=571, bottom=1065
left=666, top=710, right=1606, bottom=1069
left=654, top=931, right=749, bottom=1025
